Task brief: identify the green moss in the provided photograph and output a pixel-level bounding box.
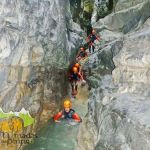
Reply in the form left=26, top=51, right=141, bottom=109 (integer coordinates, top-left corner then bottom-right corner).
left=83, top=0, right=93, bottom=13
left=69, top=0, right=94, bottom=34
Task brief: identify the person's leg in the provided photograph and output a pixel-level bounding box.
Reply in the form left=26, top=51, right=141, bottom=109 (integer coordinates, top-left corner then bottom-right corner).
left=71, top=81, right=74, bottom=93
left=89, top=46, right=91, bottom=53
left=92, top=45, right=95, bottom=53
left=75, top=83, right=78, bottom=91
left=74, top=81, right=78, bottom=95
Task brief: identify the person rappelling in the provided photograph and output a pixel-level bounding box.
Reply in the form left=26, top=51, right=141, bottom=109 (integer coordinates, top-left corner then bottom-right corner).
left=86, top=29, right=100, bottom=53
left=53, top=99, right=82, bottom=123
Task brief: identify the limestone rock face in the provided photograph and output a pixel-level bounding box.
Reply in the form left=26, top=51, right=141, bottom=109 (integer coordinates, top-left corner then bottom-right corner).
left=0, top=0, right=82, bottom=135
left=113, top=18, right=150, bottom=97
left=115, top=0, right=147, bottom=12
left=76, top=0, right=150, bottom=150
left=94, top=0, right=150, bottom=33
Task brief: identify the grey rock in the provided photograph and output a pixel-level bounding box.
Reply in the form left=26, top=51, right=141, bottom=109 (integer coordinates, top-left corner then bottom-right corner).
left=0, top=0, right=82, bottom=140
left=93, top=0, right=150, bottom=34
left=113, top=18, right=150, bottom=97
left=76, top=1, right=150, bottom=150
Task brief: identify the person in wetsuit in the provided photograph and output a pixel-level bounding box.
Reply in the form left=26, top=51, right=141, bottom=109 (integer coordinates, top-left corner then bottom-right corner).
left=53, top=100, right=81, bottom=122
left=86, top=29, right=100, bottom=53
left=68, top=66, right=84, bottom=96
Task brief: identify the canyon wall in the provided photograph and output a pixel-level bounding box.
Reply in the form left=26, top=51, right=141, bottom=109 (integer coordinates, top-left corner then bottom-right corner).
left=0, top=0, right=82, bottom=142
left=76, top=0, right=150, bottom=150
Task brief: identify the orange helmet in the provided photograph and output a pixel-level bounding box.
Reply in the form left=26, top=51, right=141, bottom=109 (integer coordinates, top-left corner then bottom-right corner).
left=72, top=67, right=78, bottom=73
left=74, top=63, right=80, bottom=68
left=63, top=100, right=72, bottom=108
left=80, top=47, right=85, bottom=51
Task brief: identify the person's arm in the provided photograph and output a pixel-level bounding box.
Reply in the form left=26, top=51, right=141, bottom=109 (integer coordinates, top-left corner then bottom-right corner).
left=78, top=72, right=83, bottom=81
left=96, top=35, right=100, bottom=41
left=85, top=52, right=88, bottom=57
left=72, top=113, right=82, bottom=122
left=76, top=50, right=81, bottom=58
left=53, top=111, right=63, bottom=122
left=86, top=34, right=91, bottom=42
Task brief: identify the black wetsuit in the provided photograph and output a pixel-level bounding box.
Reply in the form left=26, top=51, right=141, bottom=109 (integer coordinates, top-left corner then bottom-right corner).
left=89, top=34, right=97, bottom=43
left=88, top=34, right=97, bottom=53
left=63, top=109, right=75, bottom=119
left=78, top=51, right=87, bottom=58
left=69, top=72, right=79, bottom=81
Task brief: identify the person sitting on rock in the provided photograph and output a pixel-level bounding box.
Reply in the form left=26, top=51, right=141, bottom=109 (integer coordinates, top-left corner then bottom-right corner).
left=86, top=29, right=100, bottom=53
left=76, top=47, right=88, bottom=61
left=68, top=67, right=85, bottom=96
left=53, top=100, right=82, bottom=122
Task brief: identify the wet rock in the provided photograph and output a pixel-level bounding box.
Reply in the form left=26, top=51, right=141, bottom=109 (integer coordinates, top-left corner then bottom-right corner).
left=76, top=117, right=97, bottom=150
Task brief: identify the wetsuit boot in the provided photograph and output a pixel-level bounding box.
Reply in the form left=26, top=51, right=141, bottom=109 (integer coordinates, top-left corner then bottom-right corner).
left=89, top=46, right=91, bottom=53
left=71, top=82, right=75, bottom=96
left=75, top=84, right=78, bottom=95
left=92, top=45, right=95, bottom=53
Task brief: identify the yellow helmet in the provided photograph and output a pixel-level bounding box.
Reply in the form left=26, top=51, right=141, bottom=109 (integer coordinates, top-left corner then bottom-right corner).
left=63, top=100, right=72, bottom=108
